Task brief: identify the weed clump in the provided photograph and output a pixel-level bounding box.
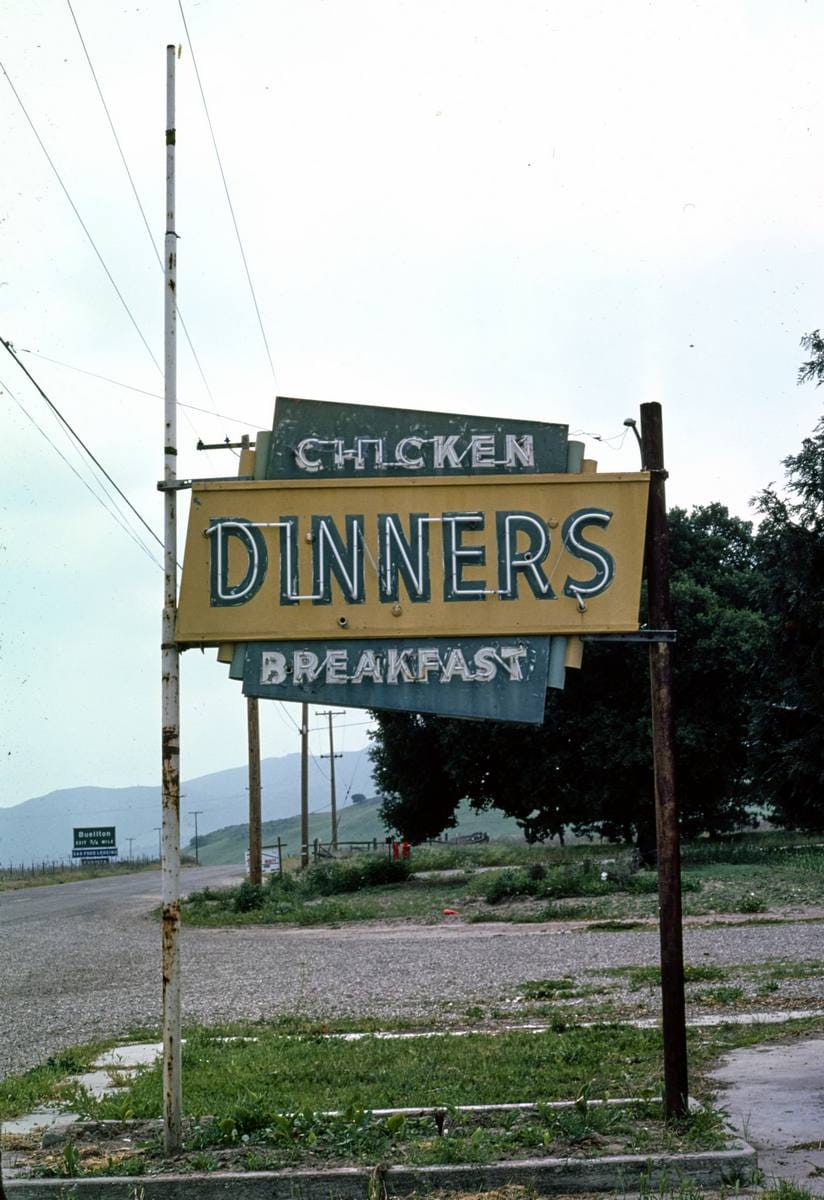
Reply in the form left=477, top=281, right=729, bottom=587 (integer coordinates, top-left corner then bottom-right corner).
left=233, top=881, right=266, bottom=912
left=304, top=857, right=412, bottom=895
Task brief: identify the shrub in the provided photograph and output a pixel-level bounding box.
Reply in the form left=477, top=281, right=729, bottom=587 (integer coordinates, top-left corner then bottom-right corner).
left=303, top=856, right=412, bottom=896
left=233, top=881, right=266, bottom=912
left=483, top=869, right=536, bottom=905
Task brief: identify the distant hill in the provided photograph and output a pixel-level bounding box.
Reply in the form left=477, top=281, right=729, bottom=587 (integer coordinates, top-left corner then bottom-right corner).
left=188, top=798, right=527, bottom=865
left=0, top=751, right=376, bottom=866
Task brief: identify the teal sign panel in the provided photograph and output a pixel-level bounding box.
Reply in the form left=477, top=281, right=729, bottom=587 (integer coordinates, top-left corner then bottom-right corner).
left=73, top=826, right=116, bottom=849
left=241, top=636, right=551, bottom=723
left=267, top=396, right=569, bottom=480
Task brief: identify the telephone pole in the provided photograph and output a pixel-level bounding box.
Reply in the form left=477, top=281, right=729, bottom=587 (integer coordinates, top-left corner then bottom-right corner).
left=640, top=401, right=688, bottom=1118
left=247, top=697, right=262, bottom=884
left=300, top=702, right=309, bottom=867
left=160, top=43, right=182, bottom=1155
left=318, top=710, right=345, bottom=849
left=189, top=811, right=203, bottom=865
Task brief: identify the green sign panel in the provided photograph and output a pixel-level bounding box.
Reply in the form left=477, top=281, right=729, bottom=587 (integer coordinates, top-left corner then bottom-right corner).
left=267, top=396, right=569, bottom=480
left=241, top=636, right=551, bottom=723
left=73, top=826, right=116, bottom=849
left=72, top=826, right=117, bottom=859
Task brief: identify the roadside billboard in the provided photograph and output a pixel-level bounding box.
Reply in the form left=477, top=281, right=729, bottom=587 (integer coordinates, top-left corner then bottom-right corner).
left=72, top=826, right=117, bottom=860
left=177, top=472, right=649, bottom=645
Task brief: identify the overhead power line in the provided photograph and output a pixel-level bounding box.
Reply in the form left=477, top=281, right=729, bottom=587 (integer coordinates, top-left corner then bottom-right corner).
left=2, top=373, right=164, bottom=571
left=1, top=336, right=166, bottom=556
left=178, top=0, right=279, bottom=387
left=64, top=0, right=223, bottom=422
left=0, top=58, right=161, bottom=374
left=19, top=348, right=262, bottom=428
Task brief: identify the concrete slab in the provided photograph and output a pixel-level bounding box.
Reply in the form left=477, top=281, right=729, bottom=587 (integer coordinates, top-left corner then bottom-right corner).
left=1, top=1107, right=80, bottom=1138
left=711, top=1034, right=824, bottom=1194
left=65, top=1070, right=128, bottom=1100
left=3, top=1140, right=758, bottom=1197
left=93, top=1043, right=162, bottom=1069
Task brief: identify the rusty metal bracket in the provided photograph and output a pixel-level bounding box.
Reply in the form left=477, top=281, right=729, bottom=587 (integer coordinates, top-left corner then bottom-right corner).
left=157, top=476, right=252, bottom=490
left=581, top=629, right=677, bottom=643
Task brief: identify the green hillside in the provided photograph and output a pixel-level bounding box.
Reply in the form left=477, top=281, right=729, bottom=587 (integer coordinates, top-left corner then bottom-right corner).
left=188, top=799, right=526, bottom=865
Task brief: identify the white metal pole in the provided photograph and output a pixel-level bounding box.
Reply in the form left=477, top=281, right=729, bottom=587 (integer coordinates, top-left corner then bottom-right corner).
left=161, top=42, right=182, bottom=1155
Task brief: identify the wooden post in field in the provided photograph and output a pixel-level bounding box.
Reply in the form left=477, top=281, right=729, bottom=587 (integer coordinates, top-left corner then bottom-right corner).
left=640, top=401, right=689, bottom=1118
left=247, top=697, right=262, bottom=884
left=300, top=702, right=309, bottom=867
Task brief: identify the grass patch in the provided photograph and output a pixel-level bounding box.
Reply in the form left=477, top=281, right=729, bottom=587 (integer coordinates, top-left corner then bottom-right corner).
left=586, top=919, right=648, bottom=932
left=24, top=1099, right=729, bottom=1177
left=182, top=857, right=457, bottom=927
left=764, top=960, right=824, bottom=981
left=74, top=1025, right=666, bottom=1120
left=180, top=834, right=824, bottom=929
left=12, top=1014, right=824, bottom=1178
left=520, top=977, right=578, bottom=999
left=605, top=965, right=729, bottom=991
left=410, top=841, right=607, bottom=872
left=518, top=978, right=607, bottom=1003
left=0, top=1043, right=104, bottom=1120
left=690, top=986, right=745, bottom=1007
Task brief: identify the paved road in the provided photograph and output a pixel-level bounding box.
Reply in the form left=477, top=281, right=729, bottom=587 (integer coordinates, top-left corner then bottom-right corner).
left=2, top=867, right=823, bottom=1079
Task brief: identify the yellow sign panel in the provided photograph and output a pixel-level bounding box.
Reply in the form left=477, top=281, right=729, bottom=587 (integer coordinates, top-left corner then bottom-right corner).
left=176, top=472, right=649, bottom=645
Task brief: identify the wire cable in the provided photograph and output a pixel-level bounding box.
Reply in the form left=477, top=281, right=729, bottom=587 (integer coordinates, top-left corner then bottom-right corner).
left=178, top=0, right=279, bottom=387
left=64, top=0, right=222, bottom=420
left=0, top=59, right=161, bottom=374
left=1, top=375, right=164, bottom=570
left=19, top=348, right=262, bottom=427
left=569, top=427, right=632, bottom=451
left=1, top=336, right=166, bottom=555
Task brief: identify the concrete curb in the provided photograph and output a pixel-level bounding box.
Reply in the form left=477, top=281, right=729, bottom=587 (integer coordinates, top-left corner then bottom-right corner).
left=5, top=1138, right=758, bottom=1197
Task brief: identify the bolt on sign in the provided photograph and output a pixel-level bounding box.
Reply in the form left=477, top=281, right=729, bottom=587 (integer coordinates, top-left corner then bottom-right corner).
left=177, top=471, right=648, bottom=644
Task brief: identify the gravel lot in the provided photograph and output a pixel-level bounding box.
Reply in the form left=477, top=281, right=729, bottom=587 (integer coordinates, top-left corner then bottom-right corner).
left=2, top=866, right=823, bottom=1078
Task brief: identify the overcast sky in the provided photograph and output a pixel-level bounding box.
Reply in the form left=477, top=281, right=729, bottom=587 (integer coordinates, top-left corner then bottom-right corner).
left=2, top=0, right=822, bottom=816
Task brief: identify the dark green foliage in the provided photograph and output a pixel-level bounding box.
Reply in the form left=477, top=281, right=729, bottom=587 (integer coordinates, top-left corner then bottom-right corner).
left=372, top=505, right=768, bottom=849
left=750, top=363, right=824, bottom=828
left=185, top=853, right=412, bottom=926
left=303, top=856, right=412, bottom=895
left=233, top=881, right=266, bottom=912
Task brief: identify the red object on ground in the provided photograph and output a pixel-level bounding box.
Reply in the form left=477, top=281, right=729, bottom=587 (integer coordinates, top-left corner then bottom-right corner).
left=442, top=908, right=458, bottom=916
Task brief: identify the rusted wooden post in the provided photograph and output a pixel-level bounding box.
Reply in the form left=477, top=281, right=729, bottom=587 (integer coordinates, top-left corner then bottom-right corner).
left=247, top=697, right=262, bottom=884
left=161, top=43, right=182, bottom=1154
left=640, top=401, right=688, bottom=1119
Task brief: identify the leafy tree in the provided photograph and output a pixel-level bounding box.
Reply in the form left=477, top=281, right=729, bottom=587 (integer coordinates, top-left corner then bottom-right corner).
left=750, top=338, right=824, bottom=827
left=371, top=505, right=769, bottom=849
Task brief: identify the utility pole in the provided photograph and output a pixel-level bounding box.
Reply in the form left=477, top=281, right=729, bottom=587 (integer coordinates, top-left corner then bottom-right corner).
left=300, top=702, right=309, bottom=867
left=640, top=401, right=688, bottom=1119
left=127, top=837, right=134, bottom=862
left=247, top=697, right=262, bottom=884
left=160, top=43, right=182, bottom=1155
left=189, top=811, right=203, bottom=865
left=318, top=709, right=345, bottom=849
